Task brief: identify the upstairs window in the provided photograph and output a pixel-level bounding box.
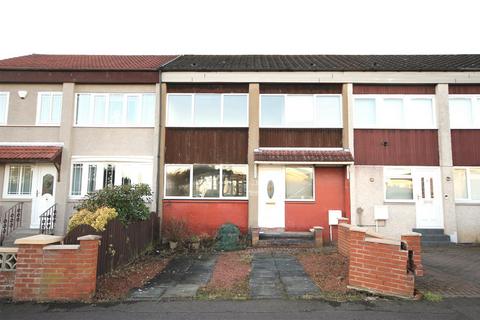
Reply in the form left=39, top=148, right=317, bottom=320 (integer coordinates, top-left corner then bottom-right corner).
left=260, top=94, right=342, bottom=128
left=75, top=93, right=155, bottom=127
left=167, top=93, right=248, bottom=127
left=37, top=92, right=62, bottom=125
left=0, top=92, right=9, bottom=124
left=354, top=95, right=435, bottom=129
left=449, top=97, right=480, bottom=128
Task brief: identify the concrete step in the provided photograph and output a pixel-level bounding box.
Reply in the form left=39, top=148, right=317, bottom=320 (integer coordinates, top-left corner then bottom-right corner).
left=421, top=241, right=455, bottom=247
left=412, top=228, right=445, bottom=235
left=259, top=231, right=313, bottom=240
left=421, top=234, right=451, bottom=242
left=256, top=238, right=316, bottom=248
left=412, top=228, right=452, bottom=246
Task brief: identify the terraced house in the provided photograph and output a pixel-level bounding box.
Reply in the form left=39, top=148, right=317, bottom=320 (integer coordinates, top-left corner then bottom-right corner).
left=1, top=54, right=480, bottom=246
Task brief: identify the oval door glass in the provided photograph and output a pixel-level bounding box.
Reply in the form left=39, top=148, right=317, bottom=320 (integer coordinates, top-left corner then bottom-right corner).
left=267, top=180, right=274, bottom=199
left=42, top=174, right=54, bottom=196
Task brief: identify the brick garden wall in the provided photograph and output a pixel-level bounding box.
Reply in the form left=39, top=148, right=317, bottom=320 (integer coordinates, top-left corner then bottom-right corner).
left=0, top=268, right=15, bottom=299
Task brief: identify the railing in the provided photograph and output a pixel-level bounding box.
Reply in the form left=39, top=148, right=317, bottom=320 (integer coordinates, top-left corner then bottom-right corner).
left=0, top=203, right=23, bottom=246
left=39, top=204, right=57, bottom=235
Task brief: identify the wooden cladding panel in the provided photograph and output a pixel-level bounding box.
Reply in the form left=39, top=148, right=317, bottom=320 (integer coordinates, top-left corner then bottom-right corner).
left=167, top=83, right=249, bottom=93
left=449, top=85, right=480, bottom=94
left=451, top=130, right=480, bottom=165
left=259, top=128, right=343, bottom=148
left=165, top=128, right=248, bottom=164
left=353, top=84, right=435, bottom=94
left=260, top=83, right=342, bottom=94
left=354, top=129, right=439, bottom=165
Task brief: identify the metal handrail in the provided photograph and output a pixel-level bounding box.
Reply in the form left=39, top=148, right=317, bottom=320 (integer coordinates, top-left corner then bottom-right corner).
left=0, top=202, right=23, bottom=246
left=39, top=204, right=57, bottom=235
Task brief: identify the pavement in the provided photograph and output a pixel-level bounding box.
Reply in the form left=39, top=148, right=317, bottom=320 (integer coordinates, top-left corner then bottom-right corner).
left=416, top=245, right=480, bottom=297
left=1, top=298, right=480, bottom=320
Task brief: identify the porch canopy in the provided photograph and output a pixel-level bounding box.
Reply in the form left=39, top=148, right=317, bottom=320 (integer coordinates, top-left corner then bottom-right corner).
left=253, top=148, right=354, bottom=165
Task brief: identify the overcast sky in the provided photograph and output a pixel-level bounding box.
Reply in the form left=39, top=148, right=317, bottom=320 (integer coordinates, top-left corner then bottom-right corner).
left=1, top=0, right=479, bottom=59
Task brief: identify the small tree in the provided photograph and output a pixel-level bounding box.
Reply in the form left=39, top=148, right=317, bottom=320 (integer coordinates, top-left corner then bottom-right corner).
left=76, top=184, right=153, bottom=224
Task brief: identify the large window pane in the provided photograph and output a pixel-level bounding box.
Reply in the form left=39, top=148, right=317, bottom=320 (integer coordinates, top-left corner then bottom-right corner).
left=193, top=165, right=220, bottom=198
left=194, top=94, right=221, bottom=126
left=168, top=95, right=192, bottom=126
left=20, top=166, right=33, bottom=195
left=87, top=165, right=97, bottom=193
left=76, top=94, right=91, bottom=125
left=285, top=95, right=314, bottom=126
left=71, top=164, right=83, bottom=196
left=108, top=94, right=123, bottom=124
left=7, top=166, right=20, bottom=195
left=354, top=98, right=376, bottom=127
left=405, top=98, right=434, bottom=128
left=93, top=95, right=106, bottom=124
left=470, top=169, right=480, bottom=200
left=449, top=98, right=472, bottom=128
left=103, top=164, right=116, bottom=188
left=453, top=169, right=468, bottom=199
left=51, top=94, right=62, bottom=123
left=166, top=165, right=190, bottom=197
left=379, top=98, right=403, bottom=128
left=315, top=96, right=342, bottom=127
left=39, top=94, right=52, bottom=123
left=285, top=167, right=314, bottom=200
left=0, top=93, right=7, bottom=123
left=222, top=165, right=247, bottom=197
left=126, top=96, right=139, bottom=125
left=261, top=95, right=284, bottom=126
left=223, top=95, right=248, bottom=126
left=385, top=178, right=413, bottom=200
left=141, top=94, right=155, bottom=126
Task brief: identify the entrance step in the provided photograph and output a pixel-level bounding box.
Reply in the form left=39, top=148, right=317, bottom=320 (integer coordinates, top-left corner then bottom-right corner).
left=1, top=228, right=38, bottom=247
left=412, top=228, right=452, bottom=246
left=257, top=231, right=315, bottom=248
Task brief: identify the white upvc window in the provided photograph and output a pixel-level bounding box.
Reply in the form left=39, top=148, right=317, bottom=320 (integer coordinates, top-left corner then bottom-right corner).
left=449, top=96, right=480, bottom=129
left=285, top=166, right=315, bottom=201
left=384, top=167, right=414, bottom=202
left=354, top=95, right=436, bottom=129
left=75, top=93, right=156, bottom=127
left=164, top=164, right=248, bottom=199
left=0, top=92, right=10, bottom=125
left=166, top=93, right=249, bottom=127
left=37, top=92, right=63, bottom=125
left=3, top=164, right=34, bottom=198
left=453, top=167, right=480, bottom=202
left=69, top=157, right=153, bottom=198
left=259, top=94, right=342, bottom=128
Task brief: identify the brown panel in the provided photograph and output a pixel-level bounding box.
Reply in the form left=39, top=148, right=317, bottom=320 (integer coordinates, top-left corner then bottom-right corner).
left=449, top=85, right=480, bottom=94
left=0, top=70, right=159, bottom=84
left=260, top=83, right=342, bottom=94
left=354, top=129, right=439, bottom=165
left=353, top=84, right=435, bottom=94
left=167, top=83, right=249, bottom=93
left=259, top=128, right=342, bottom=148
left=451, top=130, right=480, bottom=165
left=165, top=128, right=248, bottom=164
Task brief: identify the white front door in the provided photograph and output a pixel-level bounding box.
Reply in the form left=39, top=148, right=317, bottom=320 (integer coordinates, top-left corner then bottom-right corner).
left=258, top=165, right=285, bottom=228
left=31, top=165, right=56, bottom=228
left=414, top=168, right=443, bottom=228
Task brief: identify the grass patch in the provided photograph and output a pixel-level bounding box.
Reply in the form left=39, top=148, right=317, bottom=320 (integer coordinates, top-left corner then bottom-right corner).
left=423, top=291, right=443, bottom=302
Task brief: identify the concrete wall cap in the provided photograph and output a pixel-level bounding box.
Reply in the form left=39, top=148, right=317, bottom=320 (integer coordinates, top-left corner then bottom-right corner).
left=14, top=235, right=64, bottom=245
left=44, top=244, right=80, bottom=250
left=77, top=235, right=102, bottom=241
left=365, top=237, right=401, bottom=246
left=349, top=226, right=368, bottom=233
left=0, top=247, right=19, bottom=253
left=401, top=232, right=422, bottom=237
left=339, top=223, right=352, bottom=228
left=365, top=230, right=384, bottom=239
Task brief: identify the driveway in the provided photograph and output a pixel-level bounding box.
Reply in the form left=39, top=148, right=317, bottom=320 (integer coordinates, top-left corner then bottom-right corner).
left=416, top=245, right=480, bottom=297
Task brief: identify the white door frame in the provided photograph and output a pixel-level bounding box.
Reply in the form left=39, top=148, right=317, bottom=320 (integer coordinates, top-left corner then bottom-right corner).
left=413, top=167, right=444, bottom=229
left=31, top=164, right=57, bottom=228
left=258, top=165, right=285, bottom=228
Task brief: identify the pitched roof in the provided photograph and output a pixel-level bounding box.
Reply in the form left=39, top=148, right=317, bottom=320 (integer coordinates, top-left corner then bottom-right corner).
left=0, top=146, right=62, bottom=161
left=0, top=54, right=178, bottom=71
left=162, top=54, right=480, bottom=72
left=254, top=148, right=354, bottom=163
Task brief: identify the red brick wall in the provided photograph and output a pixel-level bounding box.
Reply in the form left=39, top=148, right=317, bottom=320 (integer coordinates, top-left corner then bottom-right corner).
left=0, top=270, right=15, bottom=299
left=401, top=234, right=424, bottom=276
left=13, top=236, right=100, bottom=302
left=337, top=224, right=351, bottom=257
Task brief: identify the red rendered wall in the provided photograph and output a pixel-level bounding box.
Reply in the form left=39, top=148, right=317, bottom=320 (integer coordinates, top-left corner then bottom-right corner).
left=285, top=167, right=347, bottom=243
left=162, top=200, right=248, bottom=236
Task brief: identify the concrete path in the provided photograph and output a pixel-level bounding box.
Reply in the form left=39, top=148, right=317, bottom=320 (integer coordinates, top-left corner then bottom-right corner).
left=416, top=245, right=480, bottom=297
left=128, top=254, right=217, bottom=301
left=249, top=252, right=320, bottom=299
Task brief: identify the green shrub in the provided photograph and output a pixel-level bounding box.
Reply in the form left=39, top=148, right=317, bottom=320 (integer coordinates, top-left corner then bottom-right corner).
left=68, top=207, right=118, bottom=232
left=76, top=184, right=153, bottom=224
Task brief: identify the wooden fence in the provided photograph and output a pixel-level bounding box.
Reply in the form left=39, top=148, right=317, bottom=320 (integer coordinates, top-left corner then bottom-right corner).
left=64, top=212, right=159, bottom=277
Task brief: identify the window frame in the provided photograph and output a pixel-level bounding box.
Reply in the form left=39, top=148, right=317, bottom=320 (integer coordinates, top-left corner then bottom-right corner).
left=2, top=164, right=35, bottom=199
left=453, top=167, right=480, bottom=203
left=259, top=94, right=343, bottom=128
left=73, top=93, right=156, bottom=128
left=36, top=92, right=63, bottom=126
left=448, top=95, right=480, bottom=129
left=0, top=91, right=9, bottom=125
left=69, top=156, right=154, bottom=199
left=166, top=93, right=249, bottom=128
left=354, top=94, right=437, bottom=129
left=383, top=167, right=415, bottom=203
left=164, top=164, right=248, bottom=200
left=284, top=166, right=316, bottom=202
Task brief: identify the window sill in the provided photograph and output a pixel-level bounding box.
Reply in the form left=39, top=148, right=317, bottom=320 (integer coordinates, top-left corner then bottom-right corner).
left=2, top=195, right=33, bottom=200
left=285, top=199, right=315, bottom=203
left=383, top=200, right=415, bottom=204
left=455, top=201, right=480, bottom=205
